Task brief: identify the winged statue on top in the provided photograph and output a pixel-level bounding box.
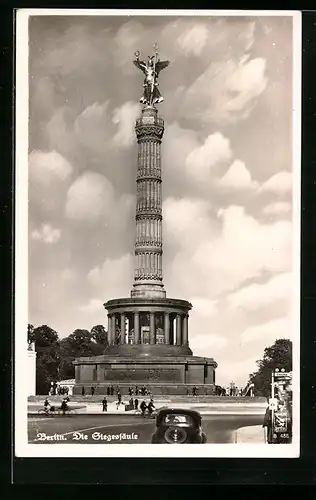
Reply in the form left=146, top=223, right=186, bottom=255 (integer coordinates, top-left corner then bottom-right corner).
left=133, top=43, right=170, bottom=107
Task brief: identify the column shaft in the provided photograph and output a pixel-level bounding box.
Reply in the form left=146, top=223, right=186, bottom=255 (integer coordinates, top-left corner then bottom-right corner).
left=150, top=312, right=155, bottom=344
left=120, top=313, right=126, bottom=344
left=183, top=315, right=189, bottom=345
left=134, top=312, right=140, bottom=344
left=176, top=314, right=182, bottom=345
left=164, top=312, right=170, bottom=345
left=107, top=314, right=112, bottom=345
left=111, top=315, right=116, bottom=345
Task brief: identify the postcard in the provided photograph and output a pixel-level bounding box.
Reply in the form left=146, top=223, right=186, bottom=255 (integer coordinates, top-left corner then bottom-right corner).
left=15, top=8, right=301, bottom=458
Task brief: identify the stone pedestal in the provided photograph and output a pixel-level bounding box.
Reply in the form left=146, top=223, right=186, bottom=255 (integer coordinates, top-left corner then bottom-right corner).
left=73, top=354, right=217, bottom=396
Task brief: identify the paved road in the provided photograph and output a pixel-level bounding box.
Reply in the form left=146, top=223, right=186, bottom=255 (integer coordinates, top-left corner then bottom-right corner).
left=28, top=414, right=263, bottom=444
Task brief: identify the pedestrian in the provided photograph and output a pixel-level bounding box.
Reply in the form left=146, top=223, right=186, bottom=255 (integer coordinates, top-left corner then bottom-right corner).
left=102, top=397, right=107, bottom=412
left=91, top=386, right=95, bottom=396
left=148, top=398, right=155, bottom=413
left=134, top=398, right=139, bottom=410
left=44, top=398, right=50, bottom=411
left=60, top=398, right=68, bottom=416
left=107, top=386, right=110, bottom=396
left=116, top=391, right=122, bottom=409
left=263, top=402, right=273, bottom=444
left=82, top=386, right=85, bottom=396
left=140, top=400, right=147, bottom=416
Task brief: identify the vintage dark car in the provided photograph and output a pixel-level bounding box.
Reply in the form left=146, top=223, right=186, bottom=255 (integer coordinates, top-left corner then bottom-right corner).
left=151, top=408, right=207, bottom=444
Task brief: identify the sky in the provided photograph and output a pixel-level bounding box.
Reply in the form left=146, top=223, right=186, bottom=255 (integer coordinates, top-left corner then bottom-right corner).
left=28, top=13, right=295, bottom=387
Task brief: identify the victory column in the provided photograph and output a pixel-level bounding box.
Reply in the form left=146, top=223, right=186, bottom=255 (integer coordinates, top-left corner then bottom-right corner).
left=73, top=45, right=217, bottom=395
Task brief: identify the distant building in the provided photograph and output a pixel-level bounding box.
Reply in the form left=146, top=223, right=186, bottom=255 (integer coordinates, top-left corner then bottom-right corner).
left=57, top=379, right=76, bottom=395
left=27, top=341, right=36, bottom=396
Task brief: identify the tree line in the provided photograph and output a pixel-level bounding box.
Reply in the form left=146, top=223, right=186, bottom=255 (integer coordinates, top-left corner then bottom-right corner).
left=28, top=323, right=108, bottom=395
left=28, top=323, right=292, bottom=397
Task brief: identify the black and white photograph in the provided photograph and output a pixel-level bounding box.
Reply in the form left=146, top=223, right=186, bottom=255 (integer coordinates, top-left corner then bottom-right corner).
left=15, top=9, right=301, bottom=458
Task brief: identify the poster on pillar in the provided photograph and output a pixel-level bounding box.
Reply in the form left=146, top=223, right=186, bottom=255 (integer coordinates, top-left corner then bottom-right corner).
left=15, top=7, right=301, bottom=466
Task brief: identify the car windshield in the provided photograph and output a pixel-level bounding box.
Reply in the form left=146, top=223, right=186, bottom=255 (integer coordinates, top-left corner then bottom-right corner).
left=163, top=414, right=195, bottom=425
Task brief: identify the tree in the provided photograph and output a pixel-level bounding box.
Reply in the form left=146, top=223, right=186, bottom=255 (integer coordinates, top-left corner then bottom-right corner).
left=249, top=338, right=292, bottom=397
left=31, top=325, right=60, bottom=395
left=58, top=337, right=76, bottom=380
left=57, top=328, right=107, bottom=380
left=66, top=329, right=96, bottom=356
left=32, top=324, right=59, bottom=348
left=91, top=324, right=108, bottom=349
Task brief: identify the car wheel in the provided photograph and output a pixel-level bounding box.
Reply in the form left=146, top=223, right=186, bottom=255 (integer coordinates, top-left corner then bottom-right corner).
left=164, top=427, right=188, bottom=444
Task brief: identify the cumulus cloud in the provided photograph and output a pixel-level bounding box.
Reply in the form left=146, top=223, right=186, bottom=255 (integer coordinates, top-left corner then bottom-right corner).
left=260, top=171, right=292, bottom=195
left=45, top=108, right=77, bottom=158
left=112, top=101, right=141, bottom=147
left=74, top=101, right=115, bottom=155
left=160, top=18, right=255, bottom=64
left=87, top=253, right=134, bottom=301
left=34, top=23, right=112, bottom=78
left=188, top=297, right=218, bottom=318
left=65, top=171, right=115, bottom=222
left=113, top=20, right=146, bottom=75
left=29, top=150, right=73, bottom=186
left=227, top=272, right=292, bottom=311
left=263, top=201, right=292, bottom=215
left=181, top=55, right=267, bottom=124
left=225, top=55, right=267, bottom=114
left=31, top=223, right=61, bottom=244
left=176, top=24, right=210, bottom=56
left=241, top=316, right=292, bottom=344
left=162, top=123, right=200, bottom=183
left=163, top=197, right=214, bottom=248
left=186, top=132, right=232, bottom=181
left=217, top=159, right=259, bottom=191
left=165, top=202, right=292, bottom=298
left=190, top=333, right=229, bottom=357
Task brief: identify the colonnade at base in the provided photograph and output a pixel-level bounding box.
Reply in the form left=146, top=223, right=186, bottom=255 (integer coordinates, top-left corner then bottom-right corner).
left=107, top=311, right=189, bottom=347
